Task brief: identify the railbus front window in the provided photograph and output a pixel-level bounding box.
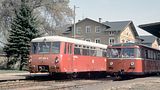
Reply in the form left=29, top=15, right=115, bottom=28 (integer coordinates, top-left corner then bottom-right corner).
left=135, top=48, right=141, bottom=58
left=52, top=42, right=60, bottom=54
left=39, top=42, right=51, bottom=54
left=107, top=48, right=139, bottom=58
left=31, top=42, right=51, bottom=54
left=107, top=48, right=121, bottom=58
left=31, top=42, right=38, bottom=54
left=121, top=48, right=135, bottom=58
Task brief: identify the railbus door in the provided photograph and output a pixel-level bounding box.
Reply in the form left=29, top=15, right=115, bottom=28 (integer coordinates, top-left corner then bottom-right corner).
left=67, top=43, right=73, bottom=72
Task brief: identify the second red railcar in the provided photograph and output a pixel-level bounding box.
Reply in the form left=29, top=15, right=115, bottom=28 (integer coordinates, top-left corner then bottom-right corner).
left=107, top=43, right=160, bottom=77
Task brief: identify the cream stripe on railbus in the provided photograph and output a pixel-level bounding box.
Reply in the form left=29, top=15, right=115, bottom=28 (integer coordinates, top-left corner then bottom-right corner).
left=31, top=36, right=107, bottom=49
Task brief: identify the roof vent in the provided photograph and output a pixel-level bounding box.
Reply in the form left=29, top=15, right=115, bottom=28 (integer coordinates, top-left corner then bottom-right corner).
left=99, top=18, right=102, bottom=23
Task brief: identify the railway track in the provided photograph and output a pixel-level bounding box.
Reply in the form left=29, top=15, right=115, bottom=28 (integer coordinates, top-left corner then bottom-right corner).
left=0, top=76, right=112, bottom=90
left=1, top=73, right=160, bottom=90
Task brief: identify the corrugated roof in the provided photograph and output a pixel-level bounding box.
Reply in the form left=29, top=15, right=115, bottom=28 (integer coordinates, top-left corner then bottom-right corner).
left=139, top=35, right=157, bottom=46
left=139, top=22, right=160, bottom=38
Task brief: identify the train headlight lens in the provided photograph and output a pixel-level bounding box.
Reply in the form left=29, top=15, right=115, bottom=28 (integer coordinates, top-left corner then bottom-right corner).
left=110, top=62, right=113, bottom=66
left=130, top=62, right=135, bottom=66
left=32, top=65, right=36, bottom=68
left=29, top=59, right=32, bottom=63
left=54, top=57, right=59, bottom=63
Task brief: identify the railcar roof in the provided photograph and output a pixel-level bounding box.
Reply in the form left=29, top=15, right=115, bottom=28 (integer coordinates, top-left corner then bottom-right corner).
left=31, top=36, right=107, bottom=49
left=109, top=42, right=160, bottom=51
left=110, top=42, right=148, bottom=47
left=111, top=43, right=138, bottom=47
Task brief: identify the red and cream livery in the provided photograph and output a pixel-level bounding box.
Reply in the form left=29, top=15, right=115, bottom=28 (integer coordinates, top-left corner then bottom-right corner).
left=107, top=43, right=160, bottom=77
left=29, top=36, right=107, bottom=76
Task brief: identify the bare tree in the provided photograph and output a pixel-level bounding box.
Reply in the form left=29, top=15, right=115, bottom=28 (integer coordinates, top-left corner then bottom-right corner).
left=0, top=0, right=73, bottom=41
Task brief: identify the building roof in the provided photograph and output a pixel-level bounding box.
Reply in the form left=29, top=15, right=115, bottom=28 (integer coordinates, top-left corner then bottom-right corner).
left=103, top=21, right=131, bottom=31
left=63, top=18, right=139, bottom=37
left=139, top=22, right=160, bottom=38
left=63, top=18, right=110, bottom=33
left=103, top=21, right=139, bottom=37
left=77, top=18, right=110, bottom=28
left=139, top=35, right=157, bottom=46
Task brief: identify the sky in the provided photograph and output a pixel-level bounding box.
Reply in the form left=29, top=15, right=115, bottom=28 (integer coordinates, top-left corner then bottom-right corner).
left=69, top=0, right=160, bottom=35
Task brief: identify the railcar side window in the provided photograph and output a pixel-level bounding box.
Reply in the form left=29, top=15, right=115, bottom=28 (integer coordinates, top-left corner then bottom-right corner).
left=82, top=48, right=89, bottom=55
left=74, top=44, right=106, bottom=57
left=145, top=50, right=148, bottom=59
left=96, top=50, right=102, bottom=57
left=102, top=49, right=107, bottom=57
left=90, top=49, right=96, bottom=56
left=74, top=48, right=81, bottom=55
left=52, top=42, right=60, bottom=54
left=70, top=44, right=72, bottom=54
left=74, top=45, right=81, bottom=55
left=158, top=53, right=160, bottom=60
left=148, top=50, right=150, bottom=59
left=64, top=43, right=67, bottom=54
left=67, top=44, right=72, bottom=54
left=154, top=52, right=157, bottom=60
left=141, top=48, right=145, bottom=58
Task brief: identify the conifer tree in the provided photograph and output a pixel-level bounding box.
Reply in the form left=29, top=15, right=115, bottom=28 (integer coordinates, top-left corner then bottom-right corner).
left=3, top=0, right=41, bottom=70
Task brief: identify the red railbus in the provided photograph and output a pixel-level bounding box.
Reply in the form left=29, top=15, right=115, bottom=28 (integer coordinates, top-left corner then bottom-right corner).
left=107, top=43, right=160, bottom=78
left=29, top=36, right=107, bottom=77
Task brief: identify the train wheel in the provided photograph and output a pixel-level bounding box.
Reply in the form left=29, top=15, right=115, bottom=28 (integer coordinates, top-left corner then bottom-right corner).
left=116, top=75, right=122, bottom=80
left=49, top=72, right=54, bottom=76
left=87, top=72, right=92, bottom=78
left=69, top=72, right=78, bottom=79
left=113, top=75, right=122, bottom=81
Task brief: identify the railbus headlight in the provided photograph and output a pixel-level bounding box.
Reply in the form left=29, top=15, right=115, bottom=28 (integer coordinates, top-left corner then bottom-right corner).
left=33, top=65, right=36, bottom=68
left=130, top=62, right=135, bottom=66
left=54, top=56, right=59, bottom=63
left=109, top=62, right=113, bottom=66
left=28, top=59, right=32, bottom=63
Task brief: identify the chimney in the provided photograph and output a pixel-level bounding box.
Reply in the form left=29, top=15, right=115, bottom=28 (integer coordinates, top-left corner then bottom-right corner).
left=99, top=18, right=102, bottom=23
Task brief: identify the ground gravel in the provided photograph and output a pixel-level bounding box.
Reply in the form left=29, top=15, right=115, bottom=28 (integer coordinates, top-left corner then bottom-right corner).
left=1, top=76, right=160, bottom=90
left=67, top=76, right=160, bottom=90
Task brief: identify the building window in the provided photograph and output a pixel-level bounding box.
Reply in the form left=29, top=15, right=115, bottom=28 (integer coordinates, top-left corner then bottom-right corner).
left=95, top=26, right=100, bottom=33
left=86, top=26, right=91, bottom=33
left=85, top=39, right=91, bottom=42
left=76, top=27, right=81, bottom=34
left=109, top=38, right=115, bottom=45
left=95, top=38, right=101, bottom=43
left=109, top=31, right=115, bottom=36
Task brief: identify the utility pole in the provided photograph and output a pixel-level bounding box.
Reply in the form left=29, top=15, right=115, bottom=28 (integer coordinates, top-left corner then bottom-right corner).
left=73, top=5, right=79, bottom=38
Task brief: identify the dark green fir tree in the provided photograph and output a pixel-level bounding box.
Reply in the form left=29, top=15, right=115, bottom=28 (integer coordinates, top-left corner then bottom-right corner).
left=3, top=0, right=41, bottom=70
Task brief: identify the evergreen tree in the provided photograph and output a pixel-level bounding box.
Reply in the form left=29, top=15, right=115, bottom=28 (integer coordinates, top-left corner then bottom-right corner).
left=3, top=0, right=41, bottom=70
